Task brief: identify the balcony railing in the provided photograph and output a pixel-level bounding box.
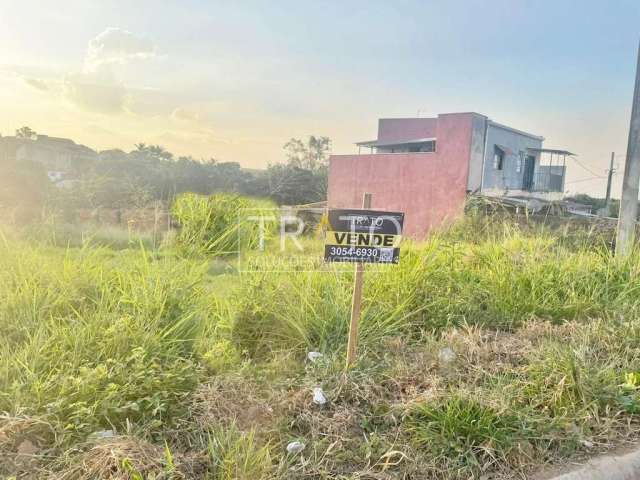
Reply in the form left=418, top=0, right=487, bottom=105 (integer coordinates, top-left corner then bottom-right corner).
left=529, top=166, right=566, bottom=193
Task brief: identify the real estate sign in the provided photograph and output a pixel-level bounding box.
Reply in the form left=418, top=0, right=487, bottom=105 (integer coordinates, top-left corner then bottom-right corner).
left=324, top=209, right=404, bottom=263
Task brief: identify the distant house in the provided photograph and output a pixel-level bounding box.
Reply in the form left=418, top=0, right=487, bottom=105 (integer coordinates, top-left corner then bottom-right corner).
left=328, top=112, right=573, bottom=237
left=0, top=134, right=97, bottom=186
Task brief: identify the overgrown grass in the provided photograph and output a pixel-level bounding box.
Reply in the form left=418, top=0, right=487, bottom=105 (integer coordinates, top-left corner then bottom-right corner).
left=3, top=211, right=640, bottom=479
left=0, top=238, right=223, bottom=445
left=171, top=192, right=276, bottom=257
left=12, top=221, right=161, bottom=250
left=406, top=395, right=537, bottom=475
left=233, top=229, right=640, bottom=358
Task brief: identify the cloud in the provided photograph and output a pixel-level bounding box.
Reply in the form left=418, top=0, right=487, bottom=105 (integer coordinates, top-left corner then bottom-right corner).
left=61, top=28, right=156, bottom=113
left=23, top=77, right=49, bottom=91
left=14, top=28, right=187, bottom=121
left=171, top=107, right=200, bottom=122
left=64, top=69, right=128, bottom=114
left=85, top=27, right=156, bottom=72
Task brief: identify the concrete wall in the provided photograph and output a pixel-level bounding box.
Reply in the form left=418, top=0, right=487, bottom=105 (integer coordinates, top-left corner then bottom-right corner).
left=17, top=141, right=97, bottom=172
left=328, top=113, right=474, bottom=238
left=467, top=114, right=487, bottom=191
left=17, top=143, right=71, bottom=171
left=480, top=123, right=543, bottom=192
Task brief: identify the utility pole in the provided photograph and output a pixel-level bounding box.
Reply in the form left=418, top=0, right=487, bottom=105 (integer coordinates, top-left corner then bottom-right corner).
left=616, top=41, right=640, bottom=256
left=604, top=152, right=616, bottom=215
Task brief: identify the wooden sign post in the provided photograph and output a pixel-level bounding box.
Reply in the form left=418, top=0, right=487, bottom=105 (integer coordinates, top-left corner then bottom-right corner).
left=323, top=193, right=404, bottom=367
left=346, top=193, right=371, bottom=366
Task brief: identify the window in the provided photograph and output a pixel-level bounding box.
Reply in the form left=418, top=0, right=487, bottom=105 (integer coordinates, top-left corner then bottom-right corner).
left=516, top=152, right=523, bottom=173
left=493, top=146, right=504, bottom=170
left=408, top=140, right=436, bottom=153
left=422, top=140, right=436, bottom=152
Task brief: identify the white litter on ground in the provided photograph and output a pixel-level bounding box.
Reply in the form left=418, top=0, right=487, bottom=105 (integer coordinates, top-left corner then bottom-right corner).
left=312, top=386, right=327, bottom=405
left=438, top=347, right=457, bottom=364
left=286, top=441, right=306, bottom=454
left=307, top=351, right=324, bottom=362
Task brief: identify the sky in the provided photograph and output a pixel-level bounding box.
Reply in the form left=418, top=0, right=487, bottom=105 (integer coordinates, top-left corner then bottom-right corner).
left=0, top=0, right=639, bottom=197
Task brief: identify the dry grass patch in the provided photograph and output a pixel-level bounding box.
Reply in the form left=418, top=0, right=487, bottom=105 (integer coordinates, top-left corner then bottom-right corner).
left=49, top=436, right=208, bottom=480
left=0, top=414, right=58, bottom=477
left=189, top=376, right=275, bottom=433
left=52, top=437, right=166, bottom=480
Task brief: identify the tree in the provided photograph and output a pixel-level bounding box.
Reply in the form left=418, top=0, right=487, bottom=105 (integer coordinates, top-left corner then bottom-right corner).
left=15, top=126, right=37, bottom=140
left=36, top=136, right=333, bottom=211
left=265, top=164, right=324, bottom=205
left=284, top=136, right=331, bottom=171
left=132, top=143, right=173, bottom=160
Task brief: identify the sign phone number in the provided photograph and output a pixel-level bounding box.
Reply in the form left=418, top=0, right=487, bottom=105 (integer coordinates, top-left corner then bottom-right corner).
left=324, top=209, right=404, bottom=264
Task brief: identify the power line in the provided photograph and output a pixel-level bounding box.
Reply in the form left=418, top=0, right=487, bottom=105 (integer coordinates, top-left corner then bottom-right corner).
left=571, top=156, right=605, bottom=178
left=565, top=176, right=604, bottom=185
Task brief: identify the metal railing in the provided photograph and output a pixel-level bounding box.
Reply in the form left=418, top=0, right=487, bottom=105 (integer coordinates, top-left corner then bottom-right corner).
left=530, top=166, right=565, bottom=192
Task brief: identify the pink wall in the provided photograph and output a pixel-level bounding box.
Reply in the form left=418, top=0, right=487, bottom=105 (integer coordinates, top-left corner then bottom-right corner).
left=328, top=113, right=474, bottom=238
left=377, top=118, right=437, bottom=143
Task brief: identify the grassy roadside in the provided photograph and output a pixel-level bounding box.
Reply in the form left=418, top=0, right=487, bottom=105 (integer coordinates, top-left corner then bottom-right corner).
left=2, top=215, right=640, bottom=479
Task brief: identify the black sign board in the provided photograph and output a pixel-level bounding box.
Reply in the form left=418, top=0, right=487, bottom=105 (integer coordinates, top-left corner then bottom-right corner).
left=324, top=209, right=404, bottom=263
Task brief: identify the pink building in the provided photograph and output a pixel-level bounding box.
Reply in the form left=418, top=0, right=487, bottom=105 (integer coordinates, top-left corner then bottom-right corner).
left=328, top=112, right=572, bottom=237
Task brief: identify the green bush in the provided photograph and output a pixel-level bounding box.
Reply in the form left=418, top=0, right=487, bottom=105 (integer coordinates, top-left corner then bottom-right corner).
left=171, top=193, right=276, bottom=257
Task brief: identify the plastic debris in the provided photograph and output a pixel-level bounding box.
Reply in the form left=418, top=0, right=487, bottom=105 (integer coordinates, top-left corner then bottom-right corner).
left=438, top=347, right=456, bottom=364
left=92, top=430, right=116, bottom=439
left=286, top=441, right=306, bottom=454
left=312, top=387, right=327, bottom=405
left=307, top=351, right=324, bottom=362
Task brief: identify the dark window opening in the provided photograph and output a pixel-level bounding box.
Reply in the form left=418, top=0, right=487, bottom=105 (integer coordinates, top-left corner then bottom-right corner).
left=494, top=146, right=504, bottom=170
left=523, top=155, right=536, bottom=190
left=408, top=140, right=436, bottom=153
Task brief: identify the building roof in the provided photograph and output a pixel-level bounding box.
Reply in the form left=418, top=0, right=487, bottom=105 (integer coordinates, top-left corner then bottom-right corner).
left=356, top=113, right=548, bottom=147
left=489, top=121, right=544, bottom=141
left=527, top=147, right=575, bottom=156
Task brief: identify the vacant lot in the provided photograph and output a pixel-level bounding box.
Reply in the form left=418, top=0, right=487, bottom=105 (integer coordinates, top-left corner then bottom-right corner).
left=2, top=211, right=640, bottom=479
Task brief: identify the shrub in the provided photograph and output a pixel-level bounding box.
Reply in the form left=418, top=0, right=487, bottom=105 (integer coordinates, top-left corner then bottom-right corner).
left=171, top=193, right=276, bottom=257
